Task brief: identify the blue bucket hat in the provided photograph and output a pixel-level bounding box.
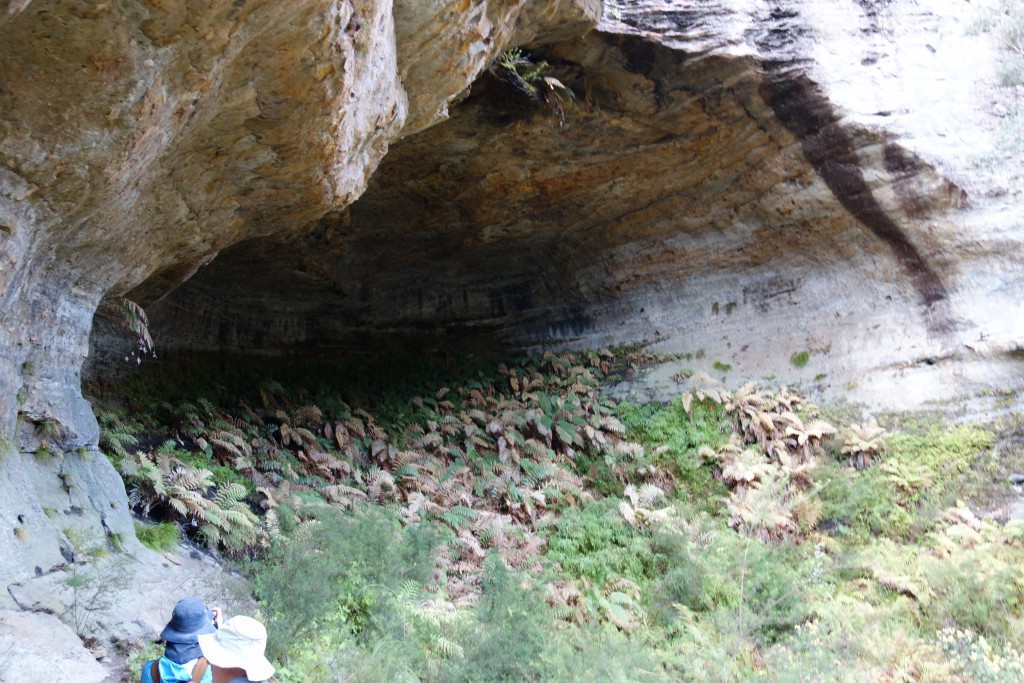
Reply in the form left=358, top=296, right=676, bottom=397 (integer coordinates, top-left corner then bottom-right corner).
left=160, top=597, right=217, bottom=643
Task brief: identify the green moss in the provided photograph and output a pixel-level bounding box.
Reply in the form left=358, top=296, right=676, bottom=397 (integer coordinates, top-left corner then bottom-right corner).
left=790, top=351, right=810, bottom=369
left=712, top=361, right=732, bottom=373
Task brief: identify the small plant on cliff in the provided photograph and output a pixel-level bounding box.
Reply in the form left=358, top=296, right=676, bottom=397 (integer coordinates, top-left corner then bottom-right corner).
left=996, top=0, right=1024, bottom=84
left=60, top=541, right=132, bottom=637
left=492, top=47, right=576, bottom=124
left=95, top=295, right=155, bottom=361
left=134, top=520, right=180, bottom=552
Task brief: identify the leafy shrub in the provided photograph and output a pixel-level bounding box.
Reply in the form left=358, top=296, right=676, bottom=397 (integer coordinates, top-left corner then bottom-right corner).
left=252, top=506, right=438, bottom=664
left=60, top=545, right=132, bottom=637
left=125, top=641, right=165, bottom=680
left=816, top=461, right=915, bottom=539
left=651, top=516, right=814, bottom=641
left=540, top=626, right=675, bottom=682
left=918, top=520, right=1024, bottom=642
left=441, top=555, right=552, bottom=683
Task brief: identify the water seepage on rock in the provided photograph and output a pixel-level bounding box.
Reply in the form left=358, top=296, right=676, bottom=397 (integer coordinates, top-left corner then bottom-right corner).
left=0, top=610, right=107, bottom=683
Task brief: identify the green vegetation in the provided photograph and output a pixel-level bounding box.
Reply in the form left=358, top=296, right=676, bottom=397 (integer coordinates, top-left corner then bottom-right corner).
left=60, top=540, right=131, bottom=637
left=712, top=361, right=732, bottom=373
left=125, top=640, right=163, bottom=680
left=994, top=0, right=1024, bottom=85
left=790, top=351, right=810, bottom=368
left=492, top=48, right=575, bottom=124
left=97, top=349, right=1024, bottom=681
left=134, top=521, right=179, bottom=552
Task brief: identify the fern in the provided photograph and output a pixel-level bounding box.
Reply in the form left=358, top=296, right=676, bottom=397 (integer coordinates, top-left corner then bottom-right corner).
left=95, top=296, right=154, bottom=354
left=97, top=408, right=141, bottom=460
left=439, top=505, right=478, bottom=531
left=293, top=404, right=323, bottom=425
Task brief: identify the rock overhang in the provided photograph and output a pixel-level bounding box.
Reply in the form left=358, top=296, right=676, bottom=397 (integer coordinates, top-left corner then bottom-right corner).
left=138, top=6, right=1019, bottom=412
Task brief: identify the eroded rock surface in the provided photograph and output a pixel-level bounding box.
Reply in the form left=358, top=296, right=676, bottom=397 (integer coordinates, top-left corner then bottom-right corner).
left=0, top=0, right=600, bottom=664
left=147, top=0, right=1024, bottom=410
left=1, top=0, right=1023, bottom=664
left=0, top=609, right=108, bottom=683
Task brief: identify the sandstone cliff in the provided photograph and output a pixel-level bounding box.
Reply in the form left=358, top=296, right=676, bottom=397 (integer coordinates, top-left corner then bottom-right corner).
left=0, top=0, right=1022, bottom=670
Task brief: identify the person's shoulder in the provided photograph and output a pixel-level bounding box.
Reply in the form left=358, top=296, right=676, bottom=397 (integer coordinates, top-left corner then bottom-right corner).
left=153, top=655, right=199, bottom=682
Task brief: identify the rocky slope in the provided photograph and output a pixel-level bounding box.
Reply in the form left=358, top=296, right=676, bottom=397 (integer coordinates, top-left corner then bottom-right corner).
left=0, top=0, right=1022, bottom=673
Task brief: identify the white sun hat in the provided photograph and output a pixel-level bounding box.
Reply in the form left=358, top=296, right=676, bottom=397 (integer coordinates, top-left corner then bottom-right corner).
left=197, top=615, right=275, bottom=681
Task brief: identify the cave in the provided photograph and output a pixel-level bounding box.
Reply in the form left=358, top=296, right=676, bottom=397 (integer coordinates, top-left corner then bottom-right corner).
left=1, top=0, right=1023, bottom=672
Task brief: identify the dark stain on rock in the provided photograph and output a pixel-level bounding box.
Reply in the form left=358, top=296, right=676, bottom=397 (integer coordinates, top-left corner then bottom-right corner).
left=488, top=282, right=534, bottom=317
left=882, top=143, right=928, bottom=219
left=758, top=63, right=951, bottom=336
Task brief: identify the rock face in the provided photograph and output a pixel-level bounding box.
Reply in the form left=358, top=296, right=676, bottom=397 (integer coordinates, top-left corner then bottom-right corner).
left=0, top=0, right=597, bottom=589
left=0, top=0, right=1022, bottom=656
left=146, top=0, right=1024, bottom=410
left=0, top=609, right=108, bottom=683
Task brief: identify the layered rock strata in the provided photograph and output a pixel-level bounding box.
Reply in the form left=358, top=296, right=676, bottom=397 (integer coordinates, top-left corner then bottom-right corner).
left=148, top=0, right=1023, bottom=410
left=0, top=0, right=597, bottom=603
left=0, top=0, right=1022, bottom=652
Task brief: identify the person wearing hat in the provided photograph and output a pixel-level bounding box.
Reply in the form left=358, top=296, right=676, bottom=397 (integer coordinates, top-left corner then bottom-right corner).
left=197, top=615, right=275, bottom=683
left=140, top=597, right=218, bottom=683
